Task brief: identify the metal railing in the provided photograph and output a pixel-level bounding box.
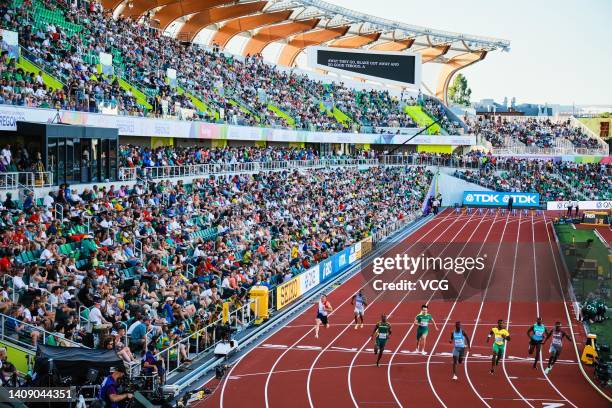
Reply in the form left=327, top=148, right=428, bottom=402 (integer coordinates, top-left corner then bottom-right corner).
left=491, top=145, right=609, bottom=156
left=0, top=312, right=88, bottom=350
left=0, top=172, right=53, bottom=190
left=119, top=159, right=379, bottom=182
left=155, top=299, right=257, bottom=377
left=19, top=172, right=54, bottom=188
left=0, top=172, right=19, bottom=190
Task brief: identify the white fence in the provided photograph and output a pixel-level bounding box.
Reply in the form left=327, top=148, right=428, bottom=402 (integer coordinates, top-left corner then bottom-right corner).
left=0, top=171, right=54, bottom=190
left=119, top=159, right=379, bottom=181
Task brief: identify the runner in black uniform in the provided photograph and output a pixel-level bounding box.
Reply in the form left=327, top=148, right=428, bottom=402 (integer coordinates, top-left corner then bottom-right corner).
left=543, top=321, right=572, bottom=374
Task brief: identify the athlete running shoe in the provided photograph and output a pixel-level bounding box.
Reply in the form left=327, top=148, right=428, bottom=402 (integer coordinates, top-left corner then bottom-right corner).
left=360, top=324, right=364, bottom=328
left=544, top=367, right=551, bottom=374
left=355, top=324, right=358, bottom=330
left=490, top=369, right=495, bottom=375
left=421, top=351, right=427, bottom=356
left=452, top=375, right=458, bottom=380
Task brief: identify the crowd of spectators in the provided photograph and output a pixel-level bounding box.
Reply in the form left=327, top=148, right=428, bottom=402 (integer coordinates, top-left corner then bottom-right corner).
left=118, top=145, right=381, bottom=169
left=467, top=117, right=603, bottom=149
left=0, top=0, right=448, bottom=133
left=0, top=161, right=431, bottom=378
left=423, top=98, right=462, bottom=135
left=456, top=158, right=611, bottom=201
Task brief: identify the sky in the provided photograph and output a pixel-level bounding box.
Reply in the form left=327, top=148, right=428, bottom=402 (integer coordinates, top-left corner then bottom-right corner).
left=329, top=0, right=612, bottom=106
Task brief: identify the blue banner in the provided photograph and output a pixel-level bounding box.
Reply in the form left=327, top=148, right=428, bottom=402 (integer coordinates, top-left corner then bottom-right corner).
left=319, top=258, right=334, bottom=283
left=462, top=191, right=540, bottom=208
left=319, top=247, right=356, bottom=283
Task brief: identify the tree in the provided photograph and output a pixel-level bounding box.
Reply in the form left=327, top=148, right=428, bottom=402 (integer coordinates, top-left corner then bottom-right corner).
left=448, top=73, right=472, bottom=107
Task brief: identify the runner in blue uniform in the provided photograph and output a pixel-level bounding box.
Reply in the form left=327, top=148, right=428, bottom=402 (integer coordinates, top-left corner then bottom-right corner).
left=449, top=321, right=471, bottom=380
left=527, top=317, right=548, bottom=369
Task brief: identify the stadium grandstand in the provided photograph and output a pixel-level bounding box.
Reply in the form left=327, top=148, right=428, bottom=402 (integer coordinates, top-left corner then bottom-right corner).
left=0, top=0, right=608, bottom=407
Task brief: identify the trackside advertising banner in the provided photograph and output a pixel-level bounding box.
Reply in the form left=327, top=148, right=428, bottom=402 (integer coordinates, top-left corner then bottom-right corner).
left=276, top=237, right=371, bottom=310
left=546, top=200, right=612, bottom=210
left=462, top=191, right=540, bottom=208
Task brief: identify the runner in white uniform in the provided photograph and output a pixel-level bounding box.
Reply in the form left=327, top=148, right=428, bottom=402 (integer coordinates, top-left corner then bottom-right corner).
left=314, top=294, right=333, bottom=339
left=543, top=321, right=572, bottom=374
left=351, top=290, right=367, bottom=329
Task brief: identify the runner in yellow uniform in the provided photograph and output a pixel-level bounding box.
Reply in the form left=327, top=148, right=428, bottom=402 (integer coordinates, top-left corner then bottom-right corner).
left=487, top=319, right=510, bottom=374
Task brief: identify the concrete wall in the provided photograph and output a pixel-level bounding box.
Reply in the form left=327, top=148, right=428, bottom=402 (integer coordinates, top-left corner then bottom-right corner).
left=437, top=168, right=494, bottom=206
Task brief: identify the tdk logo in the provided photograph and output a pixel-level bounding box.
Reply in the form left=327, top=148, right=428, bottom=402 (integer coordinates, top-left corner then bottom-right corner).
left=463, top=192, right=539, bottom=208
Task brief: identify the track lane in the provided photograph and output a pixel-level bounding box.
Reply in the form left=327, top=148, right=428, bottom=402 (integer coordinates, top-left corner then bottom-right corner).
left=347, top=210, right=496, bottom=407
left=424, top=210, right=507, bottom=407
left=380, top=210, right=493, bottom=407
left=464, top=212, right=526, bottom=407
left=501, top=216, right=564, bottom=406
left=300, top=210, right=479, bottom=408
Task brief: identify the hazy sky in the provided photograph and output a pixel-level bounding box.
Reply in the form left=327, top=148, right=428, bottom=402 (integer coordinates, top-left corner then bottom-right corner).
left=330, top=0, right=612, bottom=105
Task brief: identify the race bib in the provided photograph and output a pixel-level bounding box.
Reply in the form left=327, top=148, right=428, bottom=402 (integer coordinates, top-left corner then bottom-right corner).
left=420, top=321, right=428, bottom=327
left=454, top=339, right=464, bottom=347
left=378, top=333, right=387, bottom=339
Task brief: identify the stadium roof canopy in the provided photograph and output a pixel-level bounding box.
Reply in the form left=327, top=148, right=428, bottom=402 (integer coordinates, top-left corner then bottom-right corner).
left=104, top=0, right=510, bottom=101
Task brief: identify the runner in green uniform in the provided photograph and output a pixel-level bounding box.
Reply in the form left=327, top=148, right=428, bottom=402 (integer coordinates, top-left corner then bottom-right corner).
left=414, top=305, right=438, bottom=355
left=372, top=314, right=392, bottom=367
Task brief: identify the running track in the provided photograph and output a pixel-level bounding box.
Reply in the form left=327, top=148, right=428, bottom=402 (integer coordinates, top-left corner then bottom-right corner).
left=195, top=209, right=611, bottom=407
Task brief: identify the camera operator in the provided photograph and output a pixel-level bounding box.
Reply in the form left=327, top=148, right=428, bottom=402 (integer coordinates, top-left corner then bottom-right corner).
left=98, top=366, right=134, bottom=408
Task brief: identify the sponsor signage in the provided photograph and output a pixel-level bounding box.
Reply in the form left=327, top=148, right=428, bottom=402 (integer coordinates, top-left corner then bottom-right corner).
left=276, top=276, right=301, bottom=310
left=462, top=191, right=540, bottom=208
left=0, top=106, right=475, bottom=145
left=276, top=237, right=373, bottom=311
left=546, top=200, right=612, bottom=211
left=300, top=266, right=320, bottom=294
left=319, top=258, right=334, bottom=283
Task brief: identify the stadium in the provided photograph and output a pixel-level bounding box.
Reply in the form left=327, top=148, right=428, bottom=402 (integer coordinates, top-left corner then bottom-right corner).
left=0, top=0, right=609, bottom=406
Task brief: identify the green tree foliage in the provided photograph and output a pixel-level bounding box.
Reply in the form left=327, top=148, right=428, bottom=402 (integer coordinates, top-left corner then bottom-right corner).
left=448, top=73, right=472, bottom=106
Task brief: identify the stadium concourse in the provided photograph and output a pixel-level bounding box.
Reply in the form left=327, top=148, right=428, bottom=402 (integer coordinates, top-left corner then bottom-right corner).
left=197, top=209, right=611, bottom=407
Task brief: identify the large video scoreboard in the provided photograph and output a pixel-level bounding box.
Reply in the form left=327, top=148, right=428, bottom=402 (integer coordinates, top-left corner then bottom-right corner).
left=307, top=46, right=421, bottom=88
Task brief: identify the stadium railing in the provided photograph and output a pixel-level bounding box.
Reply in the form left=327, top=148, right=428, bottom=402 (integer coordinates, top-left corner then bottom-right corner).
left=491, top=145, right=609, bottom=156
left=118, top=159, right=379, bottom=182
left=0, top=312, right=88, bottom=350
left=154, top=299, right=257, bottom=377
left=19, top=172, right=54, bottom=188
left=0, top=172, right=19, bottom=190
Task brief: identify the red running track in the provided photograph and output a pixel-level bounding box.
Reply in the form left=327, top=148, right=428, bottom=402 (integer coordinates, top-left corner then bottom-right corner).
left=194, top=209, right=611, bottom=408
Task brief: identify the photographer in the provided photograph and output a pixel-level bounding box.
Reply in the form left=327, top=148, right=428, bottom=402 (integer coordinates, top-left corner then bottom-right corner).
left=98, top=366, right=134, bottom=408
